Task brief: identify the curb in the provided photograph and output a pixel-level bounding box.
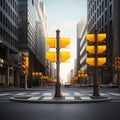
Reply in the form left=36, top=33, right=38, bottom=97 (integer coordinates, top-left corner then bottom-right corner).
left=10, top=96, right=112, bottom=104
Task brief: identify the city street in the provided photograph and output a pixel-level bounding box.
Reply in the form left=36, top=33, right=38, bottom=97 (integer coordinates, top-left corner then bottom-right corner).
left=0, top=87, right=120, bottom=120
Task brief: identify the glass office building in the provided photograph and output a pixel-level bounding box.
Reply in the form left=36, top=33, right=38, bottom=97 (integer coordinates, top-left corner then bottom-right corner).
left=18, top=0, right=47, bottom=87
left=87, top=0, right=120, bottom=84
left=0, top=0, right=19, bottom=87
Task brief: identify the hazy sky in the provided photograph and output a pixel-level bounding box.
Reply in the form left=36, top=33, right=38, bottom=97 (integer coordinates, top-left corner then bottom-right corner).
left=41, top=0, right=87, bottom=83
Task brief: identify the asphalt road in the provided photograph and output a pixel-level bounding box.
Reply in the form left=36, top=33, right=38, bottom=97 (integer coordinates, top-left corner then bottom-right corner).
left=0, top=101, right=120, bottom=120
left=0, top=87, right=120, bottom=120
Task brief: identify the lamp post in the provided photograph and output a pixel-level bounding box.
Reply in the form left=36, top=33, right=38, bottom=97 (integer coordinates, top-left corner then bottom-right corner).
left=55, top=29, right=62, bottom=97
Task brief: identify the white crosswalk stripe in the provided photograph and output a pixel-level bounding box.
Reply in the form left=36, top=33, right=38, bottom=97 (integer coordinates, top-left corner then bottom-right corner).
left=80, top=97, right=92, bottom=100
left=100, top=93, right=107, bottom=96
left=109, top=92, right=120, bottom=96
left=42, top=92, right=52, bottom=96
left=62, top=93, right=70, bottom=96
left=0, top=93, right=11, bottom=96
left=14, top=93, right=26, bottom=96
left=65, top=97, right=75, bottom=100
left=74, top=92, right=83, bottom=96
left=31, top=92, right=40, bottom=95
left=28, top=97, right=41, bottom=100
left=42, top=97, right=53, bottom=100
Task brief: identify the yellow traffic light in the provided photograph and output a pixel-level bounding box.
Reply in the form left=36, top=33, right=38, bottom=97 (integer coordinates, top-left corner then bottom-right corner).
left=21, top=53, right=29, bottom=75
left=115, top=57, right=120, bottom=70
left=46, top=52, right=56, bottom=62
left=25, top=56, right=29, bottom=67
left=46, top=52, right=70, bottom=62
left=97, top=34, right=106, bottom=42
left=46, top=38, right=56, bottom=48
left=86, top=57, right=106, bottom=66
left=86, top=34, right=106, bottom=42
left=46, top=37, right=70, bottom=48
left=60, top=38, right=70, bottom=48
left=86, top=34, right=94, bottom=42
left=60, top=52, right=70, bottom=62
left=86, top=45, right=106, bottom=54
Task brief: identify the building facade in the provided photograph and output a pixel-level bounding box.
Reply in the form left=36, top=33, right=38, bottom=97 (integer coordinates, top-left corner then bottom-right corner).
left=0, top=0, right=19, bottom=87
left=77, top=19, right=87, bottom=71
left=87, top=0, right=120, bottom=84
left=18, top=0, right=47, bottom=87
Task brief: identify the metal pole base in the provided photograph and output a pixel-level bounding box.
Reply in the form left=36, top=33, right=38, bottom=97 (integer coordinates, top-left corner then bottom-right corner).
left=93, top=82, right=100, bottom=96
left=55, top=83, right=62, bottom=97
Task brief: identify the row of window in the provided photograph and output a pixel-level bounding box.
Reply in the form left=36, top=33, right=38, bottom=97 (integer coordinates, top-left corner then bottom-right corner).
left=88, top=20, right=112, bottom=34
left=0, top=11, right=18, bottom=37
left=0, top=0, right=18, bottom=13
left=0, top=0, right=18, bottom=24
left=88, top=0, right=111, bottom=8
left=88, top=1, right=112, bottom=20
left=0, top=27, right=18, bottom=49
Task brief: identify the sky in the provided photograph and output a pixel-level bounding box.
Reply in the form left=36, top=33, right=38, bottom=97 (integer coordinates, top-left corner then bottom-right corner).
left=41, top=0, right=87, bottom=84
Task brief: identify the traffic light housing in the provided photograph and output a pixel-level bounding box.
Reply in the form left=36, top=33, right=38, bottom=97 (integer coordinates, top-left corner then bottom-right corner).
left=46, top=37, right=71, bottom=62
left=86, top=33, right=106, bottom=66
left=21, top=53, right=29, bottom=75
left=115, top=57, right=120, bottom=70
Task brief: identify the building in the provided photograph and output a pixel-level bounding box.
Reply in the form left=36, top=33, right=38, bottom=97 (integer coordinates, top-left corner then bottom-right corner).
left=77, top=19, right=87, bottom=72
left=0, top=0, right=19, bottom=87
left=18, top=0, right=47, bottom=87
left=87, top=0, right=120, bottom=84
left=77, top=19, right=87, bottom=84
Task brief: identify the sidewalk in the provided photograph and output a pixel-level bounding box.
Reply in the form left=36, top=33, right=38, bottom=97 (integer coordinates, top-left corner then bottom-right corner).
left=10, top=89, right=112, bottom=103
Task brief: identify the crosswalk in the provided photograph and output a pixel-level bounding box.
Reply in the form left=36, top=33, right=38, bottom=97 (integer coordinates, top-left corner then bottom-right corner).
left=1, top=91, right=120, bottom=101
left=0, top=91, right=120, bottom=97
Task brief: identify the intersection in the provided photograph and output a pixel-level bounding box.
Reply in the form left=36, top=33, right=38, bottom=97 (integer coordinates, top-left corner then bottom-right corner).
left=0, top=87, right=120, bottom=103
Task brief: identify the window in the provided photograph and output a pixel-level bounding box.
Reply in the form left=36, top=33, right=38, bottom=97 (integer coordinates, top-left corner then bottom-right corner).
left=32, top=0, right=34, bottom=5
left=110, top=5, right=112, bottom=18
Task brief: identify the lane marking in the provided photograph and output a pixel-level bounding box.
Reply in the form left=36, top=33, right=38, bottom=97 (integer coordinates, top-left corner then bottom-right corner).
left=0, top=93, right=11, bottom=96
left=14, top=93, right=26, bottom=96
left=62, top=93, right=70, bottom=96
left=42, top=92, right=52, bottom=96
left=31, top=92, right=40, bottom=95
left=42, top=97, right=53, bottom=100
left=74, top=92, right=83, bottom=96
left=80, top=97, right=92, bottom=100
left=28, top=97, right=40, bottom=100
left=109, top=93, right=120, bottom=96
left=65, top=97, right=75, bottom=100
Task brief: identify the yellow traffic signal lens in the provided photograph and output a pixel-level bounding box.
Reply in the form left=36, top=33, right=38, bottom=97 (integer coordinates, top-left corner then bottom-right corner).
left=86, top=45, right=106, bottom=54
left=60, top=38, right=70, bottom=48
left=86, top=57, right=106, bottom=66
left=60, top=52, right=70, bottom=62
left=46, top=38, right=56, bottom=48
left=86, top=34, right=106, bottom=42
left=46, top=52, right=56, bottom=62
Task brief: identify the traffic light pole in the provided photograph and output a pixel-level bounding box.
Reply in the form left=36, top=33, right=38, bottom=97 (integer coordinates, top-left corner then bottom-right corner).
left=24, top=75, right=28, bottom=90
left=55, top=29, right=62, bottom=97
left=94, top=30, right=100, bottom=96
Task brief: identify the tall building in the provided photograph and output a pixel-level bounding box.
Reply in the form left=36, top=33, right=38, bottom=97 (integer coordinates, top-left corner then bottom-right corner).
left=0, top=0, right=19, bottom=87
left=77, top=19, right=87, bottom=72
left=87, top=0, right=120, bottom=84
left=18, top=0, right=47, bottom=87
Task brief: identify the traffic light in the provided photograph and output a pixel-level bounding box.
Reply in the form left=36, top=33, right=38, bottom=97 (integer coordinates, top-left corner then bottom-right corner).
left=46, top=38, right=71, bottom=62
left=86, top=33, right=107, bottom=66
left=115, top=57, right=120, bottom=70
left=21, top=53, right=28, bottom=75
